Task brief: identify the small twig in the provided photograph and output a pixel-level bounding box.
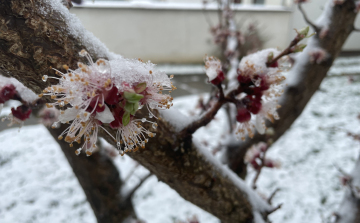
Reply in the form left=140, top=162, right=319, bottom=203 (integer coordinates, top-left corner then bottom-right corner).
left=123, top=162, right=140, bottom=183
left=124, top=173, right=152, bottom=200
left=179, top=85, right=242, bottom=137
left=267, top=203, right=283, bottom=215
left=224, top=104, right=235, bottom=133
left=267, top=188, right=280, bottom=205
left=334, top=164, right=349, bottom=177
left=265, top=33, right=303, bottom=67
left=334, top=164, right=360, bottom=198
left=298, top=3, right=320, bottom=33
left=217, top=84, right=225, bottom=100
left=252, top=148, right=268, bottom=190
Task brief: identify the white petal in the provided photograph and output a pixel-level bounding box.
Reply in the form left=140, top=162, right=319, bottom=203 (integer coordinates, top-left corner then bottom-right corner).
left=255, top=115, right=266, bottom=135
left=95, top=104, right=115, bottom=123
left=0, top=103, right=3, bottom=115
left=59, top=107, right=78, bottom=123
left=206, top=68, right=218, bottom=81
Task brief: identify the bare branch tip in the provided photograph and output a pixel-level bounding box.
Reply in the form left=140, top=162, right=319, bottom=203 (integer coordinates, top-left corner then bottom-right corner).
left=298, top=3, right=320, bottom=32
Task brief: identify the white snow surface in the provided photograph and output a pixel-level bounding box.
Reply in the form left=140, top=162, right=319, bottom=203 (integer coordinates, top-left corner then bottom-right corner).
left=1, top=58, right=360, bottom=223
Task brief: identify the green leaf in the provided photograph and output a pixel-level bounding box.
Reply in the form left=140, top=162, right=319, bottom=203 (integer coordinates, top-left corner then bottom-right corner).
left=124, top=91, right=144, bottom=103
left=134, top=82, right=147, bottom=93
left=122, top=111, right=130, bottom=126
left=133, top=102, right=139, bottom=113
left=124, top=102, right=134, bottom=113
left=130, top=103, right=139, bottom=115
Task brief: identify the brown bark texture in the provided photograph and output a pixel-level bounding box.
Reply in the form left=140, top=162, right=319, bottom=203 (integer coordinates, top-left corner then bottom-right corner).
left=226, top=0, right=359, bottom=177
left=47, top=125, right=136, bottom=223
left=0, top=0, right=271, bottom=222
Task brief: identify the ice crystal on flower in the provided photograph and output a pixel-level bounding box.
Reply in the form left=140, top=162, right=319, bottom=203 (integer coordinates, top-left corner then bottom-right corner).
left=41, top=50, right=175, bottom=156
left=235, top=49, right=285, bottom=140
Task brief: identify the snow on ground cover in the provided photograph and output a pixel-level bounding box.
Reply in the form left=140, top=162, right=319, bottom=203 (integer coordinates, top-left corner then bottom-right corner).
left=1, top=59, right=360, bottom=222
left=250, top=76, right=360, bottom=223
left=329, top=56, right=360, bottom=76
left=0, top=125, right=96, bottom=223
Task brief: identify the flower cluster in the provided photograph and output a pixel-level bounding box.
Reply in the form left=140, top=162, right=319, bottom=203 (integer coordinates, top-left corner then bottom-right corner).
left=0, top=82, right=33, bottom=126
left=245, top=142, right=280, bottom=170
left=235, top=49, right=285, bottom=140
left=40, top=50, right=175, bottom=156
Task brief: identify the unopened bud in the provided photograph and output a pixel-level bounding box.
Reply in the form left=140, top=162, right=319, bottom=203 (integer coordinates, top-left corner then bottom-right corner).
left=267, top=52, right=274, bottom=63
left=292, top=44, right=307, bottom=53
left=297, top=26, right=310, bottom=38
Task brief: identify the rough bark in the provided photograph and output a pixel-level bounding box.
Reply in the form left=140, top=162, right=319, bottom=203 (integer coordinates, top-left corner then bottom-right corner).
left=0, top=0, right=271, bottom=222
left=47, top=125, right=136, bottom=223
left=226, top=0, right=359, bottom=177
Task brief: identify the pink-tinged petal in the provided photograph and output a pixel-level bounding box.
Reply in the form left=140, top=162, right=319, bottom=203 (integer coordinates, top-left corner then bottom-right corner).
left=95, top=104, right=115, bottom=123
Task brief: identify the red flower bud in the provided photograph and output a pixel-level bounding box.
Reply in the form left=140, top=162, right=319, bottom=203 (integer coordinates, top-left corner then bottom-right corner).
left=104, top=86, right=120, bottom=105
left=268, top=61, right=279, bottom=68
left=236, top=108, right=251, bottom=123
left=237, top=70, right=252, bottom=85
left=210, top=70, right=225, bottom=85
left=0, top=84, right=16, bottom=103
left=247, top=98, right=262, bottom=115
left=11, top=105, right=32, bottom=121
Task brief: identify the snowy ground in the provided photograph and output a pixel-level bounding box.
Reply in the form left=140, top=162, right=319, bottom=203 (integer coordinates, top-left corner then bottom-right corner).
left=0, top=57, right=360, bottom=223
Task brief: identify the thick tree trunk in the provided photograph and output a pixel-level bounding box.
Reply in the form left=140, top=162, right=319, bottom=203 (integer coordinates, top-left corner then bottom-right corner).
left=226, top=0, right=359, bottom=177
left=0, top=0, right=271, bottom=222
left=47, top=125, right=137, bottom=223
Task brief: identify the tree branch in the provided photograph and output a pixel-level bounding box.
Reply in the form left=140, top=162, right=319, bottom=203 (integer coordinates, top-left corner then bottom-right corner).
left=0, top=0, right=272, bottom=222
left=226, top=0, right=359, bottom=177
left=47, top=125, right=137, bottom=223
left=124, top=172, right=152, bottom=201
left=267, top=188, right=280, bottom=205
left=179, top=85, right=241, bottom=137
left=298, top=3, right=320, bottom=33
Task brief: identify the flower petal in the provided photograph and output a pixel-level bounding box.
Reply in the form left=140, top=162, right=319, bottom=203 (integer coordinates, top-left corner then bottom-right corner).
left=59, top=107, right=78, bottom=123
left=95, top=104, right=115, bottom=123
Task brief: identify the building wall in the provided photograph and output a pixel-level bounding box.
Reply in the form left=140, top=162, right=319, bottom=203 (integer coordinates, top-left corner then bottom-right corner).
left=72, top=4, right=292, bottom=63
left=72, top=1, right=359, bottom=63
